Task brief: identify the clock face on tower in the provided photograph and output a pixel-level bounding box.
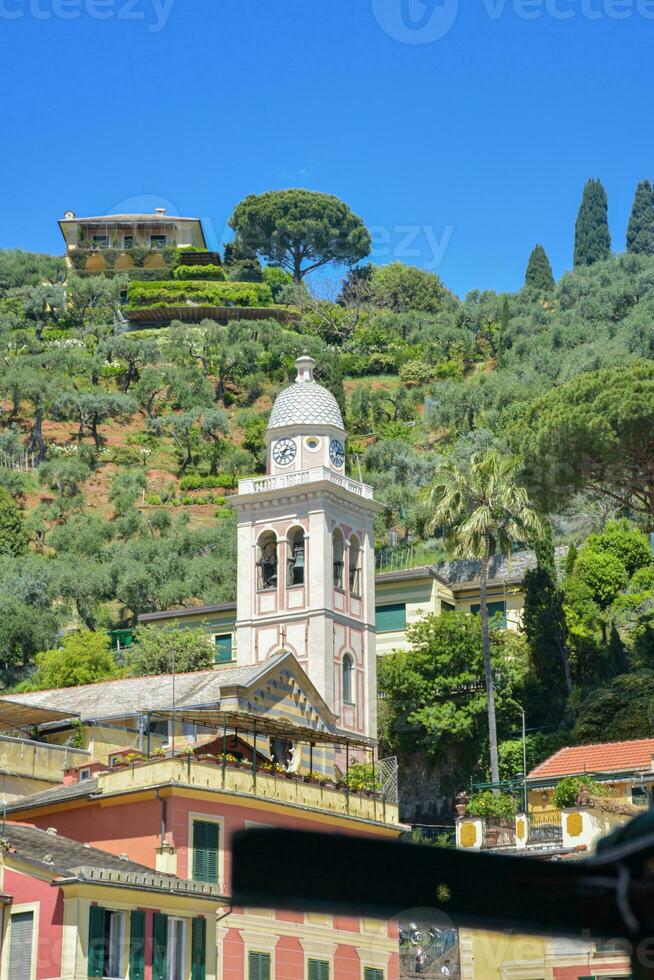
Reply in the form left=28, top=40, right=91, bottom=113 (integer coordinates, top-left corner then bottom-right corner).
left=329, top=439, right=345, bottom=468
left=272, top=438, right=297, bottom=467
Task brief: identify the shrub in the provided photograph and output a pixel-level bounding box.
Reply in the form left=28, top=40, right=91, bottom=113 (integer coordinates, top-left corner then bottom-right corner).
left=146, top=494, right=163, bottom=506
left=126, top=626, right=214, bottom=676
left=343, top=761, right=381, bottom=793
left=126, top=280, right=274, bottom=309
left=179, top=474, right=238, bottom=491
left=172, top=264, right=226, bottom=281
left=466, top=791, right=517, bottom=819
left=585, top=520, right=653, bottom=577
left=553, top=776, right=607, bottom=809
left=572, top=549, right=629, bottom=608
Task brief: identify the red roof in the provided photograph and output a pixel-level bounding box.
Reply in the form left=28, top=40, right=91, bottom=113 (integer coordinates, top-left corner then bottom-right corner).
left=528, top=738, right=654, bottom=781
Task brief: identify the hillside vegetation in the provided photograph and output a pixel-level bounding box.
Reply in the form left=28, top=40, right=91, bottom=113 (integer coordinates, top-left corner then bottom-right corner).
left=2, top=182, right=654, bottom=794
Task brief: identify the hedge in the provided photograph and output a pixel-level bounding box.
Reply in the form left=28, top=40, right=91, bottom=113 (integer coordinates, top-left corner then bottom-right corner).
left=172, top=265, right=226, bottom=281
left=179, top=474, right=239, bottom=491
left=126, top=280, right=274, bottom=308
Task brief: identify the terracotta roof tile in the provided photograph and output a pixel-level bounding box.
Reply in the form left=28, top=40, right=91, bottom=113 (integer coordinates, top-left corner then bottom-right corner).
left=528, top=738, right=654, bottom=780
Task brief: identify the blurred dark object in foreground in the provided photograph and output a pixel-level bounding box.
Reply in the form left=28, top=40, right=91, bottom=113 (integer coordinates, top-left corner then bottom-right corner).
left=232, top=823, right=654, bottom=978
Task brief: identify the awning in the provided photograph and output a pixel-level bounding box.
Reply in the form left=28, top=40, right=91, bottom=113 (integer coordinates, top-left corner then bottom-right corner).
left=148, top=707, right=374, bottom=750
left=0, top=699, right=78, bottom=731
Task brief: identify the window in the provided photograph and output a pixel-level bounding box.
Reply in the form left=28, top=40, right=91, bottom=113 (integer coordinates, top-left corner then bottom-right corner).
left=470, top=600, right=507, bottom=629
left=152, top=914, right=196, bottom=980
left=440, top=600, right=455, bottom=613
left=8, top=911, right=34, bottom=980
left=287, top=528, right=305, bottom=586
left=364, top=969, right=384, bottom=980
left=79, top=767, right=91, bottom=781
left=167, top=918, right=186, bottom=980
left=192, top=819, right=219, bottom=883
left=92, top=235, right=108, bottom=249
left=149, top=718, right=170, bottom=739
left=215, top=634, right=234, bottom=665
left=123, top=234, right=134, bottom=248
left=249, top=951, right=271, bottom=980
left=88, top=906, right=126, bottom=979
left=343, top=654, right=354, bottom=705
left=375, top=603, right=407, bottom=633
left=149, top=718, right=196, bottom=744
left=257, top=533, right=278, bottom=591
left=308, top=960, right=330, bottom=980
left=632, top=784, right=650, bottom=807
left=150, top=234, right=167, bottom=249
left=349, top=536, right=361, bottom=595
left=333, top=530, right=345, bottom=589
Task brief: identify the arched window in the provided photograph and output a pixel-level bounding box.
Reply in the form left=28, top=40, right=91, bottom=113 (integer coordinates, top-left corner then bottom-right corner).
left=333, top=529, right=345, bottom=590
left=343, top=653, right=354, bottom=704
left=286, top=528, right=305, bottom=587
left=349, top=535, right=361, bottom=596
left=256, top=532, right=278, bottom=591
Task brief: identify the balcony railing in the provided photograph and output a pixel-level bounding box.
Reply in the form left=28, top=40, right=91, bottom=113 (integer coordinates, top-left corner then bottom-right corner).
left=482, top=817, right=516, bottom=849
left=527, top=808, right=563, bottom=845
left=97, top=757, right=399, bottom=826
left=239, top=466, right=374, bottom=500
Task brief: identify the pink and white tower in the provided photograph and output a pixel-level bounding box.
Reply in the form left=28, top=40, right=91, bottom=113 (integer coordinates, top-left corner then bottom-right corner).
left=234, top=356, right=382, bottom=739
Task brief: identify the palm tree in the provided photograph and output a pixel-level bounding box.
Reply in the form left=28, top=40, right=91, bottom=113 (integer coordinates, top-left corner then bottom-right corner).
left=425, top=450, right=545, bottom=784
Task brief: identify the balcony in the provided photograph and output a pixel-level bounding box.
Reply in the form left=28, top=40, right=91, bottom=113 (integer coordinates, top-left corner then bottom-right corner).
left=96, top=756, right=400, bottom=827
left=239, top=466, right=374, bottom=500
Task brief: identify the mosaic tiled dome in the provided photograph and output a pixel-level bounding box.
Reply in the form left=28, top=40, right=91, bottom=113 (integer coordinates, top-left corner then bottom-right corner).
left=268, top=356, right=344, bottom=430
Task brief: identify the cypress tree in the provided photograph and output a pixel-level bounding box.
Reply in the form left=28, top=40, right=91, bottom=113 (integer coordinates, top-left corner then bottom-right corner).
left=524, top=244, right=555, bottom=291
left=573, top=178, right=611, bottom=267
left=626, top=180, right=654, bottom=254
left=522, top=530, right=573, bottom=722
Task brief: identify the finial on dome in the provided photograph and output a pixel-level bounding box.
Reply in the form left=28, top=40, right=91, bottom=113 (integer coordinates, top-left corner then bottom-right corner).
left=295, top=355, right=316, bottom=383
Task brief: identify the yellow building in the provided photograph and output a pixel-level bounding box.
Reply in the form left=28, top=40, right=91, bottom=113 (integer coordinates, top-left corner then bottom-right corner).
left=455, top=737, right=653, bottom=980
left=138, top=547, right=558, bottom=664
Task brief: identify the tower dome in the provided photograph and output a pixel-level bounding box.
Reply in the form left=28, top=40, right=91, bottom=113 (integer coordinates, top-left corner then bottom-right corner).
left=268, top=356, right=344, bottom=430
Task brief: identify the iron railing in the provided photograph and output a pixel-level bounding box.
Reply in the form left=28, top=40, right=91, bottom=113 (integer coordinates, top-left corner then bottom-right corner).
left=482, top=817, right=516, bottom=848
left=527, top=808, right=563, bottom=845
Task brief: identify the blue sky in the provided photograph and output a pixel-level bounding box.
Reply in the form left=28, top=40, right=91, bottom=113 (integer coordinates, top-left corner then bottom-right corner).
left=1, top=0, right=653, bottom=297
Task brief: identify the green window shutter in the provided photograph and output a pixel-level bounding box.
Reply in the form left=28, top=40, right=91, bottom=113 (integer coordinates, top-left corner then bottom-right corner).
left=88, top=905, right=105, bottom=979
left=129, top=910, right=145, bottom=980
left=152, top=912, right=168, bottom=980
left=215, top=634, right=233, bottom=664
left=193, top=820, right=219, bottom=883
left=191, top=917, right=207, bottom=980
left=249, top=951, right=271, bottom=980
left=309, top=959, right=330, bottom=980
left=375, top=604, right=406, bottom=633
left=470, top=601, right=506, bottom=629
left=364, top=969, right=384, bottom=980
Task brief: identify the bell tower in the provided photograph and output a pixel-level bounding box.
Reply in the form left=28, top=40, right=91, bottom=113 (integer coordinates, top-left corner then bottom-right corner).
left=233, top=356, right=382, bottom=739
